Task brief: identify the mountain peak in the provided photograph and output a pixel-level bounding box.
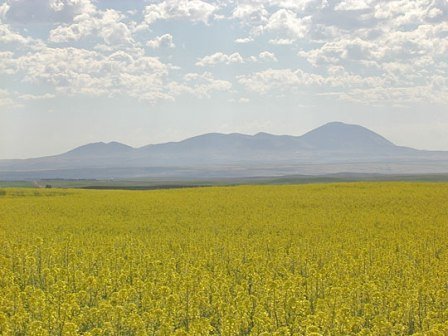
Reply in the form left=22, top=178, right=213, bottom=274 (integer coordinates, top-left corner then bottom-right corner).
left=301, top=122, right=395, bottom=151
left=319, top=121, right=363, bottom=129
left=254, top=132, right=273, bottom=137
left=323, top=121, right=349, bottom=126
left=65, top=141, right=134, bottom=157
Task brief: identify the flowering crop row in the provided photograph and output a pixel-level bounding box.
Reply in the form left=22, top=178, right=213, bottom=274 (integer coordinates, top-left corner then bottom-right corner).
left=0, top=183, right=447, bottom=335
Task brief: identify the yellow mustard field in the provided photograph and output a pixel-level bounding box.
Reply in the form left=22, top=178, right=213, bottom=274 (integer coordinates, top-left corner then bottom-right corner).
left=1, top=183, right=448, bottom=336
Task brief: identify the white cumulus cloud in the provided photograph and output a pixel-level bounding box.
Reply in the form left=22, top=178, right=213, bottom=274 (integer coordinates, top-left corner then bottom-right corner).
left=235, top=37, right=253, bottom=44
left=265, top=9, right=310, bottom=39
left=196, top=52, right=244, bottom=67
left=335, top=0, right=372, bottom=11
left=259, top=51, right=278, bottom=62
left=49, top=9, right=133, bottom=45
left=143, top=0, right=218, bottom=26
left=3, top=0, right=95, bottom=23
left=147, top=34, right=175, bottom=49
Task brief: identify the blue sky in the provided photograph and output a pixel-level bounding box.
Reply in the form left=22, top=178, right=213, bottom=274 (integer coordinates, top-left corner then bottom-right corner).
left=0, top=0, right=447, bottom=159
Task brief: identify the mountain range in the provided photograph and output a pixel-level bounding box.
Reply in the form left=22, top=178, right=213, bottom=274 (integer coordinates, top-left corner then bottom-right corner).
left=1, top=122, right=448, bottom=180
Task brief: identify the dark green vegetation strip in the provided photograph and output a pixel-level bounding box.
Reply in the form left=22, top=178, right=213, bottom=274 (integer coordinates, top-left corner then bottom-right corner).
left=3, top=173, right=448, bottom=190
left=81, top=184, right=211, bottom=190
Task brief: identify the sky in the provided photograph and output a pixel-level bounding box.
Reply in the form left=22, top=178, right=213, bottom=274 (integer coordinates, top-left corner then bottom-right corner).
left=0, top=0, right=447, bottom=159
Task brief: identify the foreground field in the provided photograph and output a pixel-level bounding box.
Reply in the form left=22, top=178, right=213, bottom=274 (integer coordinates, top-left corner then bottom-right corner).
left=0, top=184, right=448, bottom=335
